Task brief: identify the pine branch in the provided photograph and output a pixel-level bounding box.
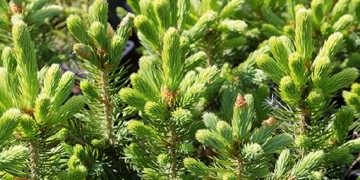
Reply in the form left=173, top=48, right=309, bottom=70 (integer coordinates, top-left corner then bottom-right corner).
left=68, top=0, right=133, bottom=145
left=257, top=6, right=360, bottom=177
left=0, top=14, right=85, bottom=178
left=188, top=94, right=291, bottom=178
left=121, top=2, right=222, bottom=176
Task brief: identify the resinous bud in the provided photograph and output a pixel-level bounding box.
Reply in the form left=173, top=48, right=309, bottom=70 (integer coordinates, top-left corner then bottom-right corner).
left=234, top=93, right=247, bottom=108
left=73, top=44, right=97, bottom=64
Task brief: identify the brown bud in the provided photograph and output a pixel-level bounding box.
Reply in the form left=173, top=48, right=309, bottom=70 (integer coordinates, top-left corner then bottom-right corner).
left=163, top=87, right=177, bottom=107
left=96, top=47, right=108, bottom=58
left=234, top=93, right=247, bottom=108
left=73, top=43, right=93, bottom=60
left=10, top=1, right=22, bottom=14
left=22, top=108, right=35, bottom=119
left=107, top=23, right=115, bottom=38
left=263, top=117, right=276, bottom=125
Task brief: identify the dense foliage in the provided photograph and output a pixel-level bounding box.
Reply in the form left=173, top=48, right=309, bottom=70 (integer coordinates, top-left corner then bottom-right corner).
left=1, top=0, right=360, bottom=179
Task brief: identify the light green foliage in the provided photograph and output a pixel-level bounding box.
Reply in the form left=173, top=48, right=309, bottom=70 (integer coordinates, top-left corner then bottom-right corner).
left=308, top=0, right=357, bottom=35
left=57, top=144, right=90, bottom=179
left=272, top=149, right=292, bottom=179
left=219, top=46, right=270, bottom=123
left=316, top=32, right=344, bottom=61
left=12, top=21, right=38, bottom=108
left=186, top=94, right=292, bottom=179
left=1, top=0, right=360, bottom=179
left=0, top=145, right=28, bottom=177
left=67, top=15, right=90, bottom=44
left=0, top=20, right=84, bottom=179
left=343, top=83, right=360, bottom=134
left=333, top=14, right=354, bottom=31
left=278, top=76, right=302, bottom=106
left=121, top=2, right=223, bottom=178
left=183, top=158, right=208, bottom=177
left=67, top=1, right=136, bottom=178
left=0, top=109, right=21, bottom=144
left=129, top=0, right=251, bottom=65
left=220, top=0, right=244, bottom=19
left=268, top=36, right=289, bottom=71
left=271, top=149, right=328, bottom=179
left=234, top=0, right=360, bottom=71
left=162, top=28, right=183, bottom=91
left=257, top=7, right=360, bottom=178
left=80, top=80, right=99, bottom=100
left=88, top=0, right=108, bottom=25
left=291, top=150, right=325, bottom=178
left=288, top=52, right=308, bottom=88
left=0, top=0, right=64, bottom=66
left=295, top=8, right=313, bottom=61
left=68, top=0, right=133, bottom=145
left=120, top=23, right=219, bottom=178
left=256, top=54, right=286, bottom=84
left=26, top=5, right=62, bottom=26
left=344, top=83, right=360, bottom=112
left=134, top=15, right=161, bottom=53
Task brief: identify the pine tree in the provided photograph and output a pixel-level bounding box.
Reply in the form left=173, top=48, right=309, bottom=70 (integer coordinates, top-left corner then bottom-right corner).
left=68, top=0, right=132, bottom=146
left=257, top=8, right=360, bottom=178
left=67, top=0, right=135, bottom=178
left=0, top=21, right=84, bottom=179
left=119, top=26, right=219, bottom=178
left=0, top=0, right=360, bottom=179
left=185, top=94, right=292, bottom=179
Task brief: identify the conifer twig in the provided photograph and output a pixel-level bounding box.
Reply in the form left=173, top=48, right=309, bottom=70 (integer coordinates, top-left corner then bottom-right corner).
left=236, top=156, right=242, bottom=179
left=169, top=126, right=177, bottom=179
left=29, top=140, right=40, bottom=180
left=101, top=68, right=114, bottom=144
